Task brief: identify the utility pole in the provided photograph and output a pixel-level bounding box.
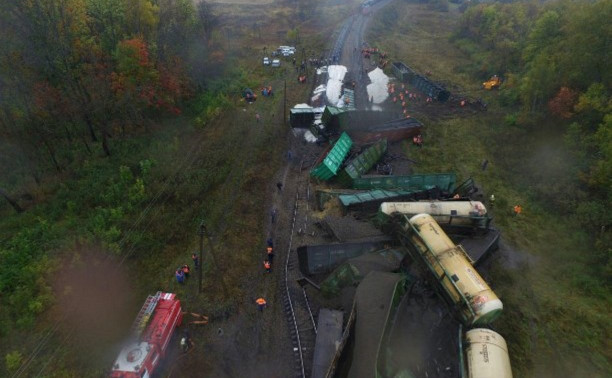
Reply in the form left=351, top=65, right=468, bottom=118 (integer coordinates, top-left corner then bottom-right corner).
left=198, top=222, right=205, bottom=293
left=283, top=79, right=287, bottom=126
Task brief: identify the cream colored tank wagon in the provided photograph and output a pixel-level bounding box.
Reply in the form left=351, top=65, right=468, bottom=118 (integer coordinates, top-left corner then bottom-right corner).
left=378, top=200, right=489, bottom=228
left=462, top=328, right=513, bottom=378
left=405, top=213, right=503, bottom=326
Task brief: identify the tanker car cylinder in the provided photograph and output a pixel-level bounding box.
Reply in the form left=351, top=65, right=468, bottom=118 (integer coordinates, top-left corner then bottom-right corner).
left=407, top=213, right=503, bottom=326
left=463, top=328, right=513, bottom=378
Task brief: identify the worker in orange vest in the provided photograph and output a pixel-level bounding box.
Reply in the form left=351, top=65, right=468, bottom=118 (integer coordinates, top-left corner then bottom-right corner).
left=263, top=260, right=271, bottom=273
left=267, top=246, right=274, bottom=263
left=513, top=205, right=522, bottom=216
left=256, top=297, right=267, bottom=311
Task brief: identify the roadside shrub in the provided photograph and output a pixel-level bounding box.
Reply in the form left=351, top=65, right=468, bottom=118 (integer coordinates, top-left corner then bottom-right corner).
left=5, top=351, right=22, bottom=374
left=504, top=113, right=518, bottom=126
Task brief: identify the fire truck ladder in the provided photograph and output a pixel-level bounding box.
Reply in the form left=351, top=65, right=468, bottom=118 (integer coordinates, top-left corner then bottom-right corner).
left=130, top=291, right=162, bottom=337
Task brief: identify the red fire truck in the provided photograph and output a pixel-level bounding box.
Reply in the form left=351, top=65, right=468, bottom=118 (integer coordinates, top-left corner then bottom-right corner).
left=110, top=292, right=183, bottom=378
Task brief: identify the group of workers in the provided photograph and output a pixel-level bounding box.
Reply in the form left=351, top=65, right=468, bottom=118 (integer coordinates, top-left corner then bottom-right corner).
left=175, top=253, right=199, bottom=284
left=261, top=86, right=273, bottom=96
left=389, top=83, right=435, bottom=119
left=263, top=238, right=274, bottom=274
left=255, top=238, right=275, bottom=312
left=488, top=193, right=523, bottom=216
left=175, top=264, right=191, bottom=284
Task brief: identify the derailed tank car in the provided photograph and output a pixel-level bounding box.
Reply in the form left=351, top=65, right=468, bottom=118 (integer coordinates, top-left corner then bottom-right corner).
left=378, top=201, right=490, bottom=228
left=400, top=213, right=503, bottom=326
left=462, top=328, right=513, bottom=378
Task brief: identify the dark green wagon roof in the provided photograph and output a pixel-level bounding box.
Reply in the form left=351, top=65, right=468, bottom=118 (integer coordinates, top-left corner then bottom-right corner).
left=352, top=173, right=456, bottom=192
left=310, top=132, right=353, bottom=180
left=339, top=189, right=418, bottom=207
left=338, top=139, right=388, bottom=185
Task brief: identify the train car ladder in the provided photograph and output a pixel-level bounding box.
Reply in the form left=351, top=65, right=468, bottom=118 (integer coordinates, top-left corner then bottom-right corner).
left=130, top=291, right=162, bottom=337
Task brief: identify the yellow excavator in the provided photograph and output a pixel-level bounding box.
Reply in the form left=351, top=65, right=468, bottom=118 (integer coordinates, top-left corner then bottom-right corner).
left=482, top=75, right=501, bottom=90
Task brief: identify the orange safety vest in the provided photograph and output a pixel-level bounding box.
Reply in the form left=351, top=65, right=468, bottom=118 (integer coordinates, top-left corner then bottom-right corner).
left=514, top=205, right=522, bottom=214
left=256, top=298, right=266, bottom=305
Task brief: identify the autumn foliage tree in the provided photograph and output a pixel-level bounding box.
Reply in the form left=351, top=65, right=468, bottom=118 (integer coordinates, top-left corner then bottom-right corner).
left=112, top=37, right=185, bottom=119
left=548, top=87, right=578, bottom=119
left=0, top=0, right=201, bottom=172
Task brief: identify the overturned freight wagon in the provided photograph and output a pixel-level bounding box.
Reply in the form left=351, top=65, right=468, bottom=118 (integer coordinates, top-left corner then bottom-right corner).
left=353, top=173, right=456, bottom=193
left=321, top=108, right=391, bottom=133
left=339, top=187, right=442, bottom=212
left=311, top=309, right=344, bottom=378
left=321, top=109, right=422, bottom=144
left=321, top=106, right=353, bottom=131
left=379, top=201, right=499, bottom=263
left=290, top=107, right=316, bottom=128
left=351, top=117, right=423, bottom=144
left=377, top=201, right=490, bottom=229
left=397, top=214, right=503, bottom=326
left=337, top=139, right=388, bottom=186
left=461, top=328, right=513, bottom=378
left=297, top=236, right=394, bottom=275
left=392, top=62, right=450, bottom=102
left=347, top=271, right=408, bottom=378
left=310, top=132, right=353, bottom=181
left=319, top=249, right=406, bottom=297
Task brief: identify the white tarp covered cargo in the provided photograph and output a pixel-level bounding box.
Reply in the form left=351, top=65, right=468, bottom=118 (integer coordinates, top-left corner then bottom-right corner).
left=326, top=65, right=348, bottom=104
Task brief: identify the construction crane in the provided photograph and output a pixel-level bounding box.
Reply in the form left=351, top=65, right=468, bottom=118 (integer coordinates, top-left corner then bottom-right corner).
left=110, top=292, right=183, bottom=378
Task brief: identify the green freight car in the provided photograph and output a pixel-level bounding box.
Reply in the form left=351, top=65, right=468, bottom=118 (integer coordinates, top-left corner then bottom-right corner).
left=338, top=188, right=440, bottom=212
left=337, top=139, right=388, bottom=186
left=289, top=107, right=316, bottom=128
left=352, top=173, right=456, bottom=193
left=392, top=62, right=450, bottom=102
left=310, top=132, right=353, bottom=181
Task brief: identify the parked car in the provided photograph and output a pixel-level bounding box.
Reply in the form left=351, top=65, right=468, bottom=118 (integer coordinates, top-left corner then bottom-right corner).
left=271, top=59, right=281, bottom=67
left=263, top=57, right=270, bottom=66
left=278, top=46, right=296, bottom=56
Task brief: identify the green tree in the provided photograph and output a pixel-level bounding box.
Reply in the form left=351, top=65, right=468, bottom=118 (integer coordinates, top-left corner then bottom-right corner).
left=5, top=351, right=23, bottom=374
left=86, top=0, right=127, bottom=53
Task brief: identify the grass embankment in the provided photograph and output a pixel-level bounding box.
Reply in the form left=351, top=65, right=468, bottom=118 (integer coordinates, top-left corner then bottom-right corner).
left=368, top=2, right=610, bottom=377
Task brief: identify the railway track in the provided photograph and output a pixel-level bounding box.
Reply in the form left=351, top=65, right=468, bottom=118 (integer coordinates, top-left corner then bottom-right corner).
left=282, top=168, right=319, bottom=378
left=280, top=3, right=397, bottom=375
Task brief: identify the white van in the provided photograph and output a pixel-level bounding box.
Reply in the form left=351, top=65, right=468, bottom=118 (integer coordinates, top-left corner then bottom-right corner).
left=278, top=46, right=296, bottom=56
left=263, top=57, right=270, bottom=66
left=271, top=59, right=281, bottom=67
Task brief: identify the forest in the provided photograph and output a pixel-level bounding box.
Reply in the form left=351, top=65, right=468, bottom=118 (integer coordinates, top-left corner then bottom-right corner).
left=451, top=0, right=610, bottom=287
left=0, top=0, right=224, bottom=372
left=0, top=0, right=610, bottom=376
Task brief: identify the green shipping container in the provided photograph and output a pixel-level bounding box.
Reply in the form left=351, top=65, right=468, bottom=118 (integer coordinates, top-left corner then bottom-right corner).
left=339, top=189, right=420, bottom=207
left=352, top=173, right=456, bottom=193
left=321, top=106, right=350, bottom=130
left=310, top=132, right=353, bottom=181
left=337, top=139, right=388, bottom=186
